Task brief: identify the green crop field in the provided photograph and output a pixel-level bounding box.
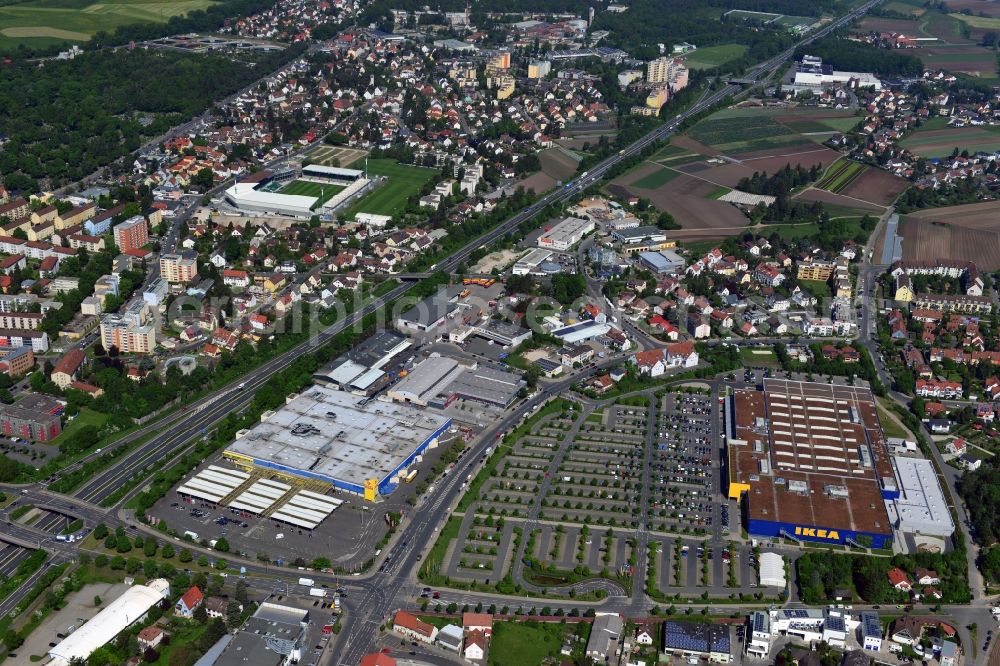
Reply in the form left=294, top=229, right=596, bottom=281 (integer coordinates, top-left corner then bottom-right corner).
left=631, top=166, right=681, bottom=189
left=884, top=0, right=926, bottom=16
left=688, top=115, right=795, bottom=150
left=816, top=159, right=866, bottom=193
left=0, top=0, right=217, bottom=48
left=651, top=143, right=692, bottom=160
left=280, top=180, right=344, bottom=208
left=949, top=12, right=1000, bottom=29
left=899, top=125, right=1000, bottom=158
left=339, top=159, right=437, bottom=218
left=682, top=44, right=747, bottom=70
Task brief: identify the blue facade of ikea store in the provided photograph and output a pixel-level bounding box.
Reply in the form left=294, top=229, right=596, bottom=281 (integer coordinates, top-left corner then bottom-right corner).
left=748, top=518, right=893, bottom=549
left=378, top=418, right=453, bottom=495
left=248, top=417, right=453, bottom=497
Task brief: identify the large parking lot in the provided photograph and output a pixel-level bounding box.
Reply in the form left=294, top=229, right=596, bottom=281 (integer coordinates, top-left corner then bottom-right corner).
left=542, top=402, right=645, bottom=528
left=649, top=390, right=722, bottom=536
left=424, top=388, right=770, bottom=599
left=150, top=435, right=464, bottom=570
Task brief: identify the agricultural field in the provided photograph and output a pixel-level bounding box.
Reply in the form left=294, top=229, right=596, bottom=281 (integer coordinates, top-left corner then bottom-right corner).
left=681, top=44, right=747, bottom=70
left=900, top=201, right=1000, bottom=270
left=607, top=163, right=749, bottom=234
left=899, top=125, right=1000, bottom=158
left=921, top=45, right=998, bottom=78
left=0, top=0, right=216, bottom=48
left=856, top=5, right=999, bottom=78
left=279, top=180, right=344, bottom=207
left=688, top=115, right=800, bottom=153
left=815, top=159, right=908, bottom=206
left=306, top=144, right=367, bottom=168
left=791, top=187, right=885, bottom=213
left=949, top=12, right=1000, bottom=29
left=607, top=106, right=861, bottom=236
left=945, top=0, right=1000, bottom=16
left=630, top=165, right=682, bottom=189
left=688, top=107, right=860, bottom=153
left=537, top=146, right=581, bottom=181
left=338, top=158, right=437, bottom=219
left=815, top=159, right=867, bottom=192
left=882, top=0, right=927, bottom=16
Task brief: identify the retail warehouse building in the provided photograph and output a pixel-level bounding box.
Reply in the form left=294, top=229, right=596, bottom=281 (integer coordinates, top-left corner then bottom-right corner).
left=48, top=579, right=171, bottom=665
left=725, top=379, right=950, bottom=549
left=224, top=386, right=451, bottom=500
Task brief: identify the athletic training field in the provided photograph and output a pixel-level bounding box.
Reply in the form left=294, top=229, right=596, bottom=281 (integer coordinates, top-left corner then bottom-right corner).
left=280, top=180, right=344, bottom=208
left=0, top=0, right=216, bottom=48
left=340, top=159, right=437, bottom=219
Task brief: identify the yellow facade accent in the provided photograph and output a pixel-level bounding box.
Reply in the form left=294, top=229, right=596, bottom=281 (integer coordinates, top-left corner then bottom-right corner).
left=364, top=478, right=379, bottom=502
left=728, top=481, right=749, bottom=501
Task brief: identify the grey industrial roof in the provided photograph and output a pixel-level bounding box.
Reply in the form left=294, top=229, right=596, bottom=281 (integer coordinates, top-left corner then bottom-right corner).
left=225, top=386, right=450, bottom=488
left=447, top=364, right=525, bottom=407
left=325, top=359, right=368, bottom=385
left=391, top=356, right=463, bottom=402
left=349, top=330, right=410, bottom=368
left=639, top=252, right=672, bottom=272
left=614, top=225, right=666, bottom=241
left=398, top=292, right=458, bottom=326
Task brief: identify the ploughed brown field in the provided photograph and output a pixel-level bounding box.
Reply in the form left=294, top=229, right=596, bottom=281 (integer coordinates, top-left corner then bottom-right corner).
left=609, top=165, right=748, bottom=229
left=792, top=188, right=885, bottom=212
left=669, top=135, right=720, bottom=157
left=945, top=0, right=1000, bottom=16
left=858, top=16, right=922, bottom=32
left=837, top=167, right=909, bottom=206
left=701, top=144, right=842, bottom=188
left=900, top=201, right=1000, bottom=270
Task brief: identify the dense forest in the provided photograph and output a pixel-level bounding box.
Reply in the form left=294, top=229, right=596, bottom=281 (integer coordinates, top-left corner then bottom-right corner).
left=958, top=465, right=1000, bottom=546
left=0, top=45, right=303, bottom=192
left=794, top=37, right=924, bottom=78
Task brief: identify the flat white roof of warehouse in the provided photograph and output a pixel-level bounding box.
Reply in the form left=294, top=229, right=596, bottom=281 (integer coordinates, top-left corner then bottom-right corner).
left=225, top=386, right=451, bottom=488
left=48, top=579, right=171, bottom=665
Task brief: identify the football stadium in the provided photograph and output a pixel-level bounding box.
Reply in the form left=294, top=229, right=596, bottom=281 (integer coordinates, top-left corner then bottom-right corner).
left=224, top=165, right=370, bottom=217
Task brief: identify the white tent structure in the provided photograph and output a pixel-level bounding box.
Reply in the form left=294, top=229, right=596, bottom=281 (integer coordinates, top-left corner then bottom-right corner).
left=758, top=552, right=786, bottom=588
left=48, top=579, right=171, bottom=665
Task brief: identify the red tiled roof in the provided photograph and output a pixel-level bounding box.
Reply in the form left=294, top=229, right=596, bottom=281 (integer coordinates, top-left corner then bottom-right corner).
left=179, top=586, right=203, bottom=610
left=53, top=349, right=85, bottom=376
left=462, top=612, right=493, bottom=629
left=393, top=611, right=434, bottom=638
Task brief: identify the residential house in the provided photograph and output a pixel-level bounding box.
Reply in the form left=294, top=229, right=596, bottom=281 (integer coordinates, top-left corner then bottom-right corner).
left=174, top=586, right=204, bottom=618
left=464, top=629, right=487, bottom=661
left=887, top=568, right=911, bottom=592
left=137, top=626, right=166, bottom=650
left=393, top=611, right=437, bottom=644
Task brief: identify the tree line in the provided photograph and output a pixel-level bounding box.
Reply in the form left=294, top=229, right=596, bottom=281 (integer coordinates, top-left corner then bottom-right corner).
left=794, top=37, right=924, bottom=78
left=0, top=45, right=305, bottom=192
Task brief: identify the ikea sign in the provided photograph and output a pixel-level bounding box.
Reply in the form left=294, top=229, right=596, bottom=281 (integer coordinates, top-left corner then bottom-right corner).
left=794, top=526, right=840, bottom=540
